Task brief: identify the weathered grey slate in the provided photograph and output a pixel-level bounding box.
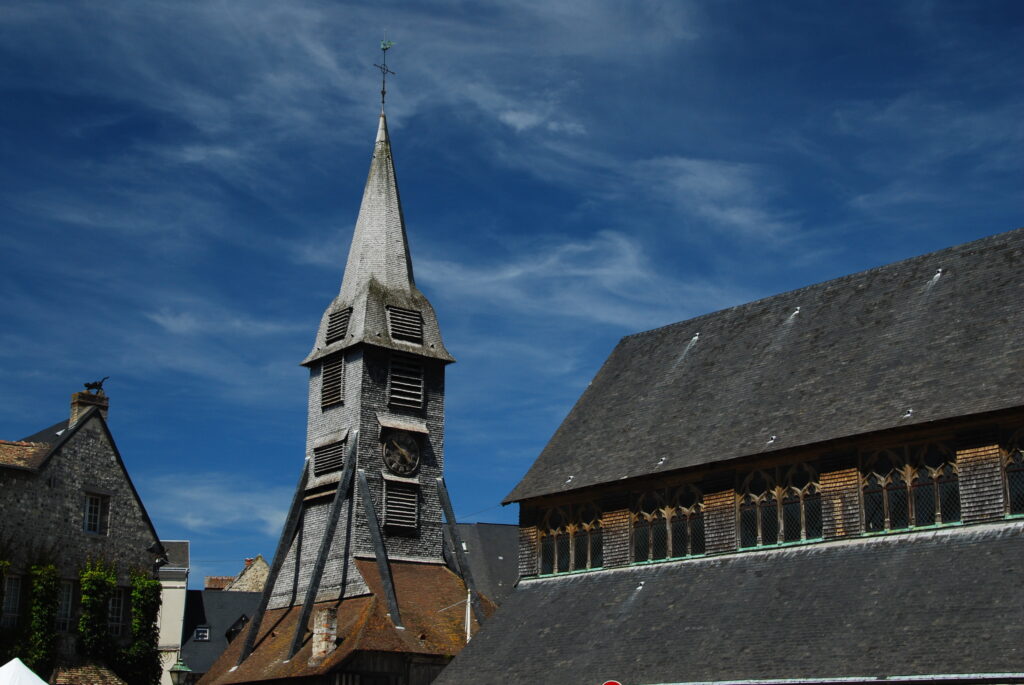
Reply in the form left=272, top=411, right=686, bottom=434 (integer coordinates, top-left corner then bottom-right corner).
left=507, top=228, right=1024, bottom=503
left=437, top=522, right=1024, bottom=684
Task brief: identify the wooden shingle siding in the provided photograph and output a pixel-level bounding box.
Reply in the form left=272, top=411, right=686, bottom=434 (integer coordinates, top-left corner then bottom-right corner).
left=958, top=444, right=1004, bottom=523
left=600, top=509, right=631, bottom=568
left=518, top=526, right=538, bottom=577
left=820, top=467, right=861, bottom=539
left=702, top=489, right=737, bottom=554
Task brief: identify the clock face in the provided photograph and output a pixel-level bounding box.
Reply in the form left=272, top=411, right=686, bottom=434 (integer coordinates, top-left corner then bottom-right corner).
left=383, top=431, right=420, bottom=476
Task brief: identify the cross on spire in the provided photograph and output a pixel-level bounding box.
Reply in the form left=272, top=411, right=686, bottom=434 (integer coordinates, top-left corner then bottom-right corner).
left=374, top=37, right=395, bottom=112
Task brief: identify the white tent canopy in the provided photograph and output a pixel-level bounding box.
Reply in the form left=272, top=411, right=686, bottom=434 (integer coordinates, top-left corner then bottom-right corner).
left=0, top=659, right=47, bottom=685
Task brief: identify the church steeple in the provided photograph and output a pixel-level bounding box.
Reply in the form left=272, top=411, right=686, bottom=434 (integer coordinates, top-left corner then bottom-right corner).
left=303, top=114, right=453, bottom=367
left=339, top=114, right=415, bottom=300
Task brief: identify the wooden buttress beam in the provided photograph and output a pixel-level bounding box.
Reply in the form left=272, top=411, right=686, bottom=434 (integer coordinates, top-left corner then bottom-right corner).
left=436, top=477, right=486, bottom=624
left=287, top=432, right=359, bottom=659
left=237, top=461, right=310, bottom=666
left=356, top=469, right=403, bottom=629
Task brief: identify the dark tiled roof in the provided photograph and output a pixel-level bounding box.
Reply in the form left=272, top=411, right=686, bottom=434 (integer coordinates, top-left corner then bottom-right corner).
left=181, top=590, right=262, bottom=674
left=199, top=560, right=493, bottom=685
left=0, top=440, right=51, bottom=470
left=20, top=419, right=69, bottom=444
left=162, top=540, right=190, bottom=568
left=507, top=228, right=1024, bottom=502
left=50, top=664, right=127, bottom=685
left=446, top=523, right=519, bottom=604
left=437, top=522, right=1024, bottom=684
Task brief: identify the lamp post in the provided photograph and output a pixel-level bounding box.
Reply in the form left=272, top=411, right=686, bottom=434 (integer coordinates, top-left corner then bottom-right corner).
left=169, top=657, right=193, bottom=685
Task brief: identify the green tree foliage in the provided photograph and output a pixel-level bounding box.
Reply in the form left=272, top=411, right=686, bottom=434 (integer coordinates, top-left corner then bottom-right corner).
left=113, top=570, right=162, bottom=685
left=77, top=560, right=116, bottom=660
left=25, top=564, right=59, bottom=675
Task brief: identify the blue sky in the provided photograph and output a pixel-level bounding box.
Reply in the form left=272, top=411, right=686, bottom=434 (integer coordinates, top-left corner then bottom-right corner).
left=1, top=1, right=1021, bottom=585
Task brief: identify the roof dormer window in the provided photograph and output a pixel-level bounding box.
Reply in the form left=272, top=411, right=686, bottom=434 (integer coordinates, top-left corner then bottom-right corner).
left=387, top=306, right=423, bottom=344
left=325, top=308, right=352, bottom=345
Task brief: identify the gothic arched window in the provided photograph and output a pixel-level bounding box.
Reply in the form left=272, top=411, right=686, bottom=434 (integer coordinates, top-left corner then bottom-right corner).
left=739, top=470, right=779, bottom=548
left=862, top=444, right=959, bottom=533
left=740, top=465, right=821, bottom=549
left=631, top=486, right=704, bottom=563
left=538, top=505, right=602, bottom=575
left=1005, top=430, right=1024, bottom=516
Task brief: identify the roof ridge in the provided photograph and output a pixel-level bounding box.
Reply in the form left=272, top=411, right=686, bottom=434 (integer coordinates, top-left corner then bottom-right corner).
left=620, top=226, right=1024, bottom=343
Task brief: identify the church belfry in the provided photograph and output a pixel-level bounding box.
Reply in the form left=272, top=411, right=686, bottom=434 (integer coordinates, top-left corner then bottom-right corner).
left=263, top=109, right=456, bottom=610
left=202, top=49, right=490, bottom=685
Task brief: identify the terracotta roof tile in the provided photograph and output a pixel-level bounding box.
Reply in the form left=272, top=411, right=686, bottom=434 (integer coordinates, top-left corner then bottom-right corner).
left=199, top=560, right=494, bottom=684
left=0, top=440, right=50, bottom=470
left=50, top=664, right=128, bottom=685
left=205, top=576, right=235, bottom=590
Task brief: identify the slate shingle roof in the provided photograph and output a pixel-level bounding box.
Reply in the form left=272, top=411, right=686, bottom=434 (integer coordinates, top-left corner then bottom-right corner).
left=181, top=590, right=262, bottom=674
left=302, top=113, right=453, bottom=367
left=446, top=523, right=519, bottom=604
left=507, top=228, right=1024, bottom=503
left=436, top=521, right=1024, bottom=685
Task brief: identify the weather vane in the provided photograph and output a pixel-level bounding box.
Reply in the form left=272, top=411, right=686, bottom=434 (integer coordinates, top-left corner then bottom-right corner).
left=374, top=35, right=395, bottom=111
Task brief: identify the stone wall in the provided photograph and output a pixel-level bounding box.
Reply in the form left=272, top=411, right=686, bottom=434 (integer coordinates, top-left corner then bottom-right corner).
left=0, top=412, right=157, bottom=583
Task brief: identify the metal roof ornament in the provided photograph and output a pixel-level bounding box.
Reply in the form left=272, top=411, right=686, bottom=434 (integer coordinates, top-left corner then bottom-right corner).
left=374, top=36, right=396, bottom=112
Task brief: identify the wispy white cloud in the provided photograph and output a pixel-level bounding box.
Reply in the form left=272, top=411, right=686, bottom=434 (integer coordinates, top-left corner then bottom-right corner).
left=145, top=306, right=304, bottom=337
left=420, top=230, right=749, bottom=331
left=628, top=157, right=799, bottom=238
left=142, top=472, right=293, bottom=537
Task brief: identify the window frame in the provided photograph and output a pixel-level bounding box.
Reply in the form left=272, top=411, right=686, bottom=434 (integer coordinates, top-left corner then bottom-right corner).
left=1, top=574, right=21, bottom=629
left=538, top=505, right=603, bottom=575
left=82, top=492, right=110, bottom=535
left=107, top=587, right=126, bottom=637
left=738, top=464, right=821, bottom=549
left=55, top=580, right=75, bottom=633
left=631, top=485, right=705, bottom=564
left=860, top=443, right=960, bottom=534
left=1004, top=429, right=1024, bottom=517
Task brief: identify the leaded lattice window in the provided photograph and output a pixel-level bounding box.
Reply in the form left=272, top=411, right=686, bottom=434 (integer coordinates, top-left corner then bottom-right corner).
left=631, top=485, right=704, bottom=563
left=739, top=464, right=821, bottom=549
left=107, top=588, right=126, bottom=636
left=1005, top=430, right=1024, bottom=516
left=862, top=444, right=959, bottom=533
left=55, top=581, right=74, bottom=632
left=538, top=505, right=602, bottom=575
left=1, top=575, right=20, bottom=629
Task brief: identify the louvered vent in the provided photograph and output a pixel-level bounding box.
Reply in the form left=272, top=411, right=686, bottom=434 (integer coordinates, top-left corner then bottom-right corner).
left=384, top=480, right=418, bottom=530
left=325, top=308, right=352, bottom=345
left=313, top=440, right=346, bottom=477
left=387, top=307, right=423, bottom=344
left=388, top=356, right=424, bottom=409
left=321, top=356, right=344, bottom=408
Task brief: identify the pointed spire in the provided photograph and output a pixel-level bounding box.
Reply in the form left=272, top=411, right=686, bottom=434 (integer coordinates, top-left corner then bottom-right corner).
left=338, top=112, right=415, bottom=303
left=303, top=112, right=454, bottom=366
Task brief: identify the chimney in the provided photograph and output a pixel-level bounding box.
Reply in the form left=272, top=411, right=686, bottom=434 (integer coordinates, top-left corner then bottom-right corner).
left=70, top=391, right=109, bottom=425
left=244, top=558, right=255, bottom=568
left=309, top=608, right=338, bottom=664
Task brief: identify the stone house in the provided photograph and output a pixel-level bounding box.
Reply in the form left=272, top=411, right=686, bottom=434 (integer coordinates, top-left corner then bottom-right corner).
left=438, top=228, right=1024, bottom=684
left=0, top=389, right=164, bottom=664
